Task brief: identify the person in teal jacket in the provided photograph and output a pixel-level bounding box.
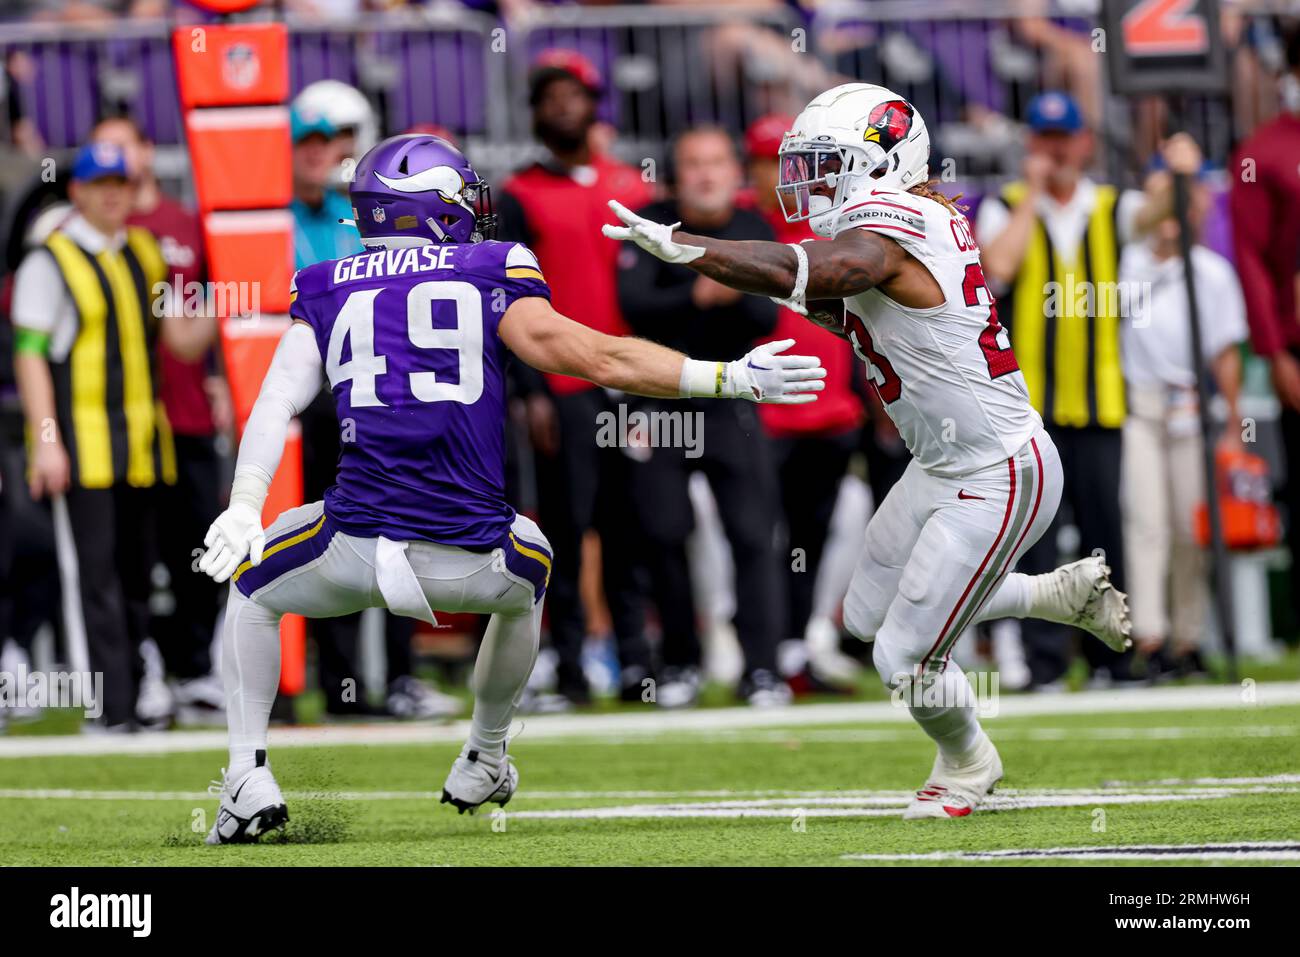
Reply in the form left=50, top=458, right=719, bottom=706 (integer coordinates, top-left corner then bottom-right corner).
left=290, top=104, right=363, bottom=269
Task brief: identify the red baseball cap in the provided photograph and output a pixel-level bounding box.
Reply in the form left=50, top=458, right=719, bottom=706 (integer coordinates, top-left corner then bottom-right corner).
left=744, top=114, right=794, bottom=160
left=528, top=48, right=603, bottom=104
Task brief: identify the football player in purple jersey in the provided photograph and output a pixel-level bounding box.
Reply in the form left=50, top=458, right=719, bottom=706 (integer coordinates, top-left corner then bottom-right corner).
left=196, top=134, right=827, bottom=843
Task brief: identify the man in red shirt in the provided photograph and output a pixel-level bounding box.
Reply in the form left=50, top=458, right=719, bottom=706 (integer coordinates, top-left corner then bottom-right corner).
left=1230, top=33, right=1300, bottom=621
left=496, top=51, right=655, bottom=705
left=742, top=115, right=866, bottom=684
left=92, top=116, right=227, bottom=721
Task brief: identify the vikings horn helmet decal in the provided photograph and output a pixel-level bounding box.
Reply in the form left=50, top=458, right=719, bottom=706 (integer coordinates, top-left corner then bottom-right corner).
left=350, top=133, right=497, bottom=247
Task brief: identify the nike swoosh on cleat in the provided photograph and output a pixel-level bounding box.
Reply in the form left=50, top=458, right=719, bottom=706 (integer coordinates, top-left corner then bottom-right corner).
left=957, top=490, right=985, bottom=501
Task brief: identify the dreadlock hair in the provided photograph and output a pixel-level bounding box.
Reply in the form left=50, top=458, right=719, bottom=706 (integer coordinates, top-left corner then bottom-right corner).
left=907, top=180, right=967, bottom=215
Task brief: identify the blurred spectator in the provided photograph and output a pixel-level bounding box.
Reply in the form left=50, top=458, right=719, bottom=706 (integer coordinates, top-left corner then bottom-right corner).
left=1120, top=134, right=1246, bottom=679
left=496, top=50, right=655, bottom=706
left=617, top=125, right=787, bottom=708
left=0, top=204, right=69, bottom=711
left=293, top=80, right=379, bottom=188
left=1011, top=6, right=1103, bottom=129
left=11, top=142, right=213, bottom=729
left=91, top=115, right=227, bottom=724
left=16, top=0, right=163, bottom=22
left=290, top=105, right=362, bottom=270
left=977, top=91, right=1145, bottom=688
left=741, top=113, right=864, bottom=688
left=1230, top=31, right=1300, bottom=633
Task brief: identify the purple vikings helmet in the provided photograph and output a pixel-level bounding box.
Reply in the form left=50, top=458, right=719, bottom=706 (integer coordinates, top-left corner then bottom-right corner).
left=349, top=134, right=496, bottom=246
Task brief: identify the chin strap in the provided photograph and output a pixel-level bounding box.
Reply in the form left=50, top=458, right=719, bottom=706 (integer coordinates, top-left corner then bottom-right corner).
left=768, top=242, right=809, bottom=316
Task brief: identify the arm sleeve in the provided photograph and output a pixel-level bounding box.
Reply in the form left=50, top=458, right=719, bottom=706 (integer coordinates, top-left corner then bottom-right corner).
left=229, top=321, right=324, bottom=508
left=1229, top=156, right=1285, bottom=357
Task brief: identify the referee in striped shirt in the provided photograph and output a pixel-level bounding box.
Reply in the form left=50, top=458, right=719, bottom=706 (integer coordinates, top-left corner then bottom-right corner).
left=11, top=143, right=214, bottom=729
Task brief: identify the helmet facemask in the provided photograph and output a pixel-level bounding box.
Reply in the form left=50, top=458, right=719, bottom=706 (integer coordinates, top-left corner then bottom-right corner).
left=777, top=137, right=883, bottom=237
left=461, top=179, right=497, bottom=243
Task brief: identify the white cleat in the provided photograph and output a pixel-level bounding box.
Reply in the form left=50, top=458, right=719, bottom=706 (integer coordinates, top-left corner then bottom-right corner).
left=206, top=751, right=288, bottom=844
left=1033, top=556, right=1132, bottom=652
left=440, top=743, right=517, bottom=815
left=903, top=732, right=1004, bottom=820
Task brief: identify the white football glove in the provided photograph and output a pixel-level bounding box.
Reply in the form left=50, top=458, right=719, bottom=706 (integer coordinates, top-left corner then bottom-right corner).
left=601, top=199, right=705, bottom=264
left=199, top=503, right=266, bottom=584
left=726, top=339, right=827, bottom=405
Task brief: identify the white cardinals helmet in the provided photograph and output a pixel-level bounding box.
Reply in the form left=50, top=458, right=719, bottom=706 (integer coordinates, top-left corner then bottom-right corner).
left=777, top=83, right=931, bottom=237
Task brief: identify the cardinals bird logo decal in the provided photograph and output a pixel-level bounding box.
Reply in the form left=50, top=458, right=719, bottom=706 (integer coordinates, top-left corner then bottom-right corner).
left=863, top=100, right=914, bottom=153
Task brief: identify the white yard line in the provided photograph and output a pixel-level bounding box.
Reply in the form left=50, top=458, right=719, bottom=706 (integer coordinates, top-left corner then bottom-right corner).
left=1103, top=773, right=1300, bottom=787
left=4, top=785, right=1294, bottom=819
left=2, top=680, right=1297, bottom=758
left=2, top=780, right=1300, bottom=806
left=503, top=789, right=1293, bottom=819
left=843, top=842, right=1300, bottom=862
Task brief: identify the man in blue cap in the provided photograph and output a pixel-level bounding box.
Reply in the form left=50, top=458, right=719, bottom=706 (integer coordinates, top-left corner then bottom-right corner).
left=976, top=92, right=1148, bottom=689
left=11, top=140, right=215, bottom=729
left=291, top=104, right=362, bottom=269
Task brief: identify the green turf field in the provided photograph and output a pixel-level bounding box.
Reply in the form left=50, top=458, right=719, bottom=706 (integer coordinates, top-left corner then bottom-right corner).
left=2, top=693, right=1298, bottom=866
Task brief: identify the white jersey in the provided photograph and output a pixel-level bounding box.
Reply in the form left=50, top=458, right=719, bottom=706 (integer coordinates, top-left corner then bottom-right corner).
left=834, top=188, right=1041, bottom=476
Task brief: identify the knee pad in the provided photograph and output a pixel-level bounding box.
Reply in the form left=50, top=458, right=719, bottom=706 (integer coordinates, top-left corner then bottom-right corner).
left=842, top=590, right=882, bottom=645
left=870, top=626, right=925, bottom=691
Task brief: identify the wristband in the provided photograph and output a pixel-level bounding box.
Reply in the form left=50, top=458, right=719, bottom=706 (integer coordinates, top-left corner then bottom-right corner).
left=679, top=358, right=731, bottom=398
left=229, top=470, right=271, bottom=512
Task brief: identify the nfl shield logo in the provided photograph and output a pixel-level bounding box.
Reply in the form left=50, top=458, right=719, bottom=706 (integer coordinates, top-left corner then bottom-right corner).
left=372, top=206, right=386, bottom=224
left=222, top=43, right=260, bottom=91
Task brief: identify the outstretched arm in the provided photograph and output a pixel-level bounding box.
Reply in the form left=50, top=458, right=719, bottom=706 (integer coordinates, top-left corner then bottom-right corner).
left=601, top=199, right=907, bottom=303
left=198, top=320, right=324, bottom=582
left=498, top=296, right=825, bottom=403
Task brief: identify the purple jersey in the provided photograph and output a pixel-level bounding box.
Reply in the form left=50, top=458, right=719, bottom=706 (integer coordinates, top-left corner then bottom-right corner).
left=290, top=240, right=550, bottom=550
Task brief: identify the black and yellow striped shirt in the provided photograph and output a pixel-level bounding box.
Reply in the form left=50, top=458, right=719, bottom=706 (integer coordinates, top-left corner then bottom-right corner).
left=38, top=224, right=177, bottom=489
left=998, top=182, right=1126, bottom=429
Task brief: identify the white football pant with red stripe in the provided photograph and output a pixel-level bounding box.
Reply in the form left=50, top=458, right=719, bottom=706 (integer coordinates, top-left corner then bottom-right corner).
left=843, top=428, right=1062, bottom=759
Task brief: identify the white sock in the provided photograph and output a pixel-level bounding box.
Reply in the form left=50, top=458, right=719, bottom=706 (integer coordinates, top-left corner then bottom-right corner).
left=465, top=604, right=541, bottom=769
left=221, top=588, right=282, bottom=781
left=905, top=667, right=983, bottom=764
left=973, top=572, right=1033, bottom=623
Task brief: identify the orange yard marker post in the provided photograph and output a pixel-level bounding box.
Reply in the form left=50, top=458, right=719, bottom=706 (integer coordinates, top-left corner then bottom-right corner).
left=173, top=9, right=306, bottom=696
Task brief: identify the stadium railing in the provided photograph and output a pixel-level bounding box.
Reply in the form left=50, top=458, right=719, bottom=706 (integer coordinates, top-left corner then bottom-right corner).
left=0, top=8, right=505, bottom=186
left=502, top=2, right=801, bottom=176
left=2, top=4, right=1294, bottom=179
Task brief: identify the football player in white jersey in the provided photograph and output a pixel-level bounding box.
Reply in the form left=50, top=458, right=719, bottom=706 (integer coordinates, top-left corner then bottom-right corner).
left=605, top=83, right=1132, bottom=819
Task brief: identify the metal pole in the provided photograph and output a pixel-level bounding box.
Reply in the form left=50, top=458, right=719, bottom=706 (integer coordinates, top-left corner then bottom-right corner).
left=1171, top=168, right=1238, bottom=680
